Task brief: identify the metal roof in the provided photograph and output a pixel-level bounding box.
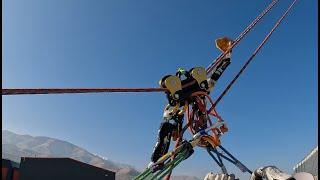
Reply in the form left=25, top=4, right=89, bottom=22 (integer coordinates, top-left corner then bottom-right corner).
left=293, top=146, right=318, bottom=176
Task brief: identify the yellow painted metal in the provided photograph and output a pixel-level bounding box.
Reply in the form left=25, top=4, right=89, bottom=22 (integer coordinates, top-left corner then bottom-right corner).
left=190, top=67, right=207, bottom=86
left=161, top=75, right=182, bottom=95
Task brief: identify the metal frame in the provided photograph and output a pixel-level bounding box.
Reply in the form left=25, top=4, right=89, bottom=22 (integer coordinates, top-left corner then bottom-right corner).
left=206, top=145, right=252, bottom=175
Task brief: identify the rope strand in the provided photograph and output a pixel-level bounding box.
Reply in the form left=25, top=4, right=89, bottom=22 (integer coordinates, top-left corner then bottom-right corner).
left=2, top=1, right=279, bottom=96
left=213, top=0, right=298, bottom=107
left=2, top=88, right=166, bottom=95
left=206, top=0, right=279, bottom=74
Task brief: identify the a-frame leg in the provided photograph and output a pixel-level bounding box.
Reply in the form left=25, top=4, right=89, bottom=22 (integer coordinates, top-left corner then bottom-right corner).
left=206, top=145, right=252, bottom=175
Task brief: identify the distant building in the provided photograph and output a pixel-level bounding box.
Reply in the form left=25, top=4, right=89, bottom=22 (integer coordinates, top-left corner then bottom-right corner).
left=293, top=146, right=318, bottom=178
left=2, top=157, right=115, bottom=180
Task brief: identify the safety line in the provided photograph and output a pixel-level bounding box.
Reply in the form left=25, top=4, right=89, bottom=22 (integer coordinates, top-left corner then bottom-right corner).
left=2, top=1, right=279, bottom=96
left=2, top=88, right=166, bottom=95
left=206, top=0, right=278, bottom=74
left=213, top=0, right=298, bottom=107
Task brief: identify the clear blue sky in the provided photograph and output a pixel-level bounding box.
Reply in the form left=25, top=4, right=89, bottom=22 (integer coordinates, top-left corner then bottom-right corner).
left=2, top=0, right=318, bottom=179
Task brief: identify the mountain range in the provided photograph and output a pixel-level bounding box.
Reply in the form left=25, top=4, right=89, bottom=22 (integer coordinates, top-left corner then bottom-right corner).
left=2, top=130, right=201, bottom=180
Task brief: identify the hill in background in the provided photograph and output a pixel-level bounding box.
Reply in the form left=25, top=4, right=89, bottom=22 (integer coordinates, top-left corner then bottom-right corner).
left=2, top=130, right=200, bottom=180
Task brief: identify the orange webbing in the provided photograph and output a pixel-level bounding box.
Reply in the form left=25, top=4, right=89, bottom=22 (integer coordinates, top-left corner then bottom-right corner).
left=201, top=135, right=221, bottom=148
left=189, top=92, right=221, bottom=136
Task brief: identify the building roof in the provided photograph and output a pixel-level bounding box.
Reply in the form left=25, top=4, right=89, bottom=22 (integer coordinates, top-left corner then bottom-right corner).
left=2, top=158, right=20, bottom=168
left=293, top=146, right=318, bottom=176
left=19, top=157, right=115, bottom=180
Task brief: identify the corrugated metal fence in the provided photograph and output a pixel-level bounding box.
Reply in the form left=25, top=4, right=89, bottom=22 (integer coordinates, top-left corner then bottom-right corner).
left=293, top=146, right=318, bottom=177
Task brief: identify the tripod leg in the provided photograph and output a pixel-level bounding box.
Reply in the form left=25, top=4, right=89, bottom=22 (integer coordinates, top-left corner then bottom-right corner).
left=207, top=147, right=228, bottom=174
left=218, top=145, right=252, bottom=174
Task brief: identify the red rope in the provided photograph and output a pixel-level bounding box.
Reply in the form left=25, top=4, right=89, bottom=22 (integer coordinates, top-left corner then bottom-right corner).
left=206, top=0, right=279, bottom=74
left=2, top=88, right=166, bottom=95
left=2, top=1, right=279, bottom=97
left=213, top=0, right=298, bottom=107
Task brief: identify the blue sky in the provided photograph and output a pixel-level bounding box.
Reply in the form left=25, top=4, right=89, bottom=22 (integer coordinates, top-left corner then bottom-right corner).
left=2, top=0, right=318, bottom=179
